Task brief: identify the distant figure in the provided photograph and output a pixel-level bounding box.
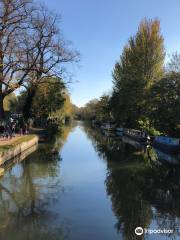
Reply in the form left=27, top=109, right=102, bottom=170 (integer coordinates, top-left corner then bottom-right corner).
left=4, top=125, right=11, bottom=139
left=7, top=124, right=12, bottom=139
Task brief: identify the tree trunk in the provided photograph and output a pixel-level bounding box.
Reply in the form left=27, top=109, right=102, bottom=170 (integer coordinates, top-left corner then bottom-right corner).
left=0, top=38, right=5, bottom=121
left=23, top=86, right=36, bottom=120
left=0, top=92, right=5, bottom=121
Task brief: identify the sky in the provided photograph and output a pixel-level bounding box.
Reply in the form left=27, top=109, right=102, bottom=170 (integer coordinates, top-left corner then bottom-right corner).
left=40, top=0, right=180, bottom=107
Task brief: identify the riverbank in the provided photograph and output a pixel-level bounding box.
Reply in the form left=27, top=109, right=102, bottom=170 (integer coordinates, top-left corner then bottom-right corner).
left=0, top=135, right=39, bottom=172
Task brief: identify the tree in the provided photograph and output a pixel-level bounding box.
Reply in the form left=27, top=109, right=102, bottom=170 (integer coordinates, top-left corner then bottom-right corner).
left=30, top=77, right=65, bottom=122
left=0, top=0, right=34, bottom=119
left=3, top=92, right=18, bottom=112
left=150, top=72, right=180, bottom=136
left=0, top=1, right=79, bottom=120
left=166, top=52, right=180, bottom=73
left=76, top=93, right=112, bottom=123
left=21, top=5, right=79, bottom=120
left=61, top=92, right=73, bottom=122
left=95, top=94, right=112, bottom=122
left=111, top=19, right=165, bottom=128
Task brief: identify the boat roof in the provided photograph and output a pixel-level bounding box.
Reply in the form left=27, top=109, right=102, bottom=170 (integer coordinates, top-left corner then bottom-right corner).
left=126, top=128, right=142, bottom=133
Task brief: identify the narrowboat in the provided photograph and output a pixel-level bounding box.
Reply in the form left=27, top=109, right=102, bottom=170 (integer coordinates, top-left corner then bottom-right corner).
left=115, top=127, right=124, bottom=137
left=101, top=122, right=115, bottom=132
left=153, top=136, right=180, bottom=153
left=154, top=148, right=180, bottom=165
left=122, top=136, right=148, bottom=151
left=124, top=129, right=149, bottom=143
left=102, top=130, right=115, bottom=137
left=91, top=120, right=101, bottom=128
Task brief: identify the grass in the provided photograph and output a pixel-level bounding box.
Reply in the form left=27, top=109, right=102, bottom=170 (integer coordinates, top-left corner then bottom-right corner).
left=0, top=135, right=37, bottom=152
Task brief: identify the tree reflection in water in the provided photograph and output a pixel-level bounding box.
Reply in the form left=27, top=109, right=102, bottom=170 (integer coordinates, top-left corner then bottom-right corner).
left=83, top=124, right=180, bottom=240
left=0, top=124, right=75, bottom=240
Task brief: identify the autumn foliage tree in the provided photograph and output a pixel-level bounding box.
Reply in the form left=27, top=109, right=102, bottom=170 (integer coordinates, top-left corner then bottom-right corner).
left=0, top=0, right=79, bottom=120
left=21, top=5, right=79, bottom=120
left=111, top=19, right=165, bottom=128
left=30, top=78, right=65, bottom=121
left=0, top=0, right=34, bottom=119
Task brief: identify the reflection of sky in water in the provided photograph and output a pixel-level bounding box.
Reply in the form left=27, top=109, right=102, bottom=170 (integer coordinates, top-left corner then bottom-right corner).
left=11, top=165, right=23, bottom=178
left=0, top=123, right=179, bottom=240
left=60, top=127, right=107, bottom=185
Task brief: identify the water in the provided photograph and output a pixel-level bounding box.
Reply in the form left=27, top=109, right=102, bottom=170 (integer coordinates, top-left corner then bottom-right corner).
left=0, top=122, right=179, bottom=240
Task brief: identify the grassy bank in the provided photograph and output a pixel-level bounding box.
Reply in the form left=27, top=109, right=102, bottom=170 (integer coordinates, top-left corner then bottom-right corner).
left=0, top=135, right=38, bottom=152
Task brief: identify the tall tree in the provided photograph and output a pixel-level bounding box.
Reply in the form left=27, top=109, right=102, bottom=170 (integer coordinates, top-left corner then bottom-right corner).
left=30, top=77, right=65, bottom=122
left=0, top=0, right=34, bottom=119
left=21, top=5, right=79, bottom=120
left=0, top=1, right=79, bottom=120
left=111, top=19, right=165, bottom=128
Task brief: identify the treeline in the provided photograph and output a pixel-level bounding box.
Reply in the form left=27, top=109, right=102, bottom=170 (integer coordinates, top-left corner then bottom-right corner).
left=78, top=19, right=180, bottom=137
left=0, top=0, right=78, bottom=124
left=76, top=94, right=111, bottom=122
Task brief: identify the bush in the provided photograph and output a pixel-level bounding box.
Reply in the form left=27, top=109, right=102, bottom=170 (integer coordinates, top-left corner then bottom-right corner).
left=138, top=119, right=161, bottom=136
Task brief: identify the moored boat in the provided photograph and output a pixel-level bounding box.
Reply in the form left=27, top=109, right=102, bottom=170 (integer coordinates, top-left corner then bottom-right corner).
left=154, top=148, right=180, bottom=165
left=124, top=128, right=149, bottom=143
left=122, top=136, right=148, bottom=150
left=153, top=136, right=180, bottom=153
left=91, top=120, right=101, bottom=128
left=115, top=127, right=124, bottom=137
left=101, top=122, right=115, bottom=132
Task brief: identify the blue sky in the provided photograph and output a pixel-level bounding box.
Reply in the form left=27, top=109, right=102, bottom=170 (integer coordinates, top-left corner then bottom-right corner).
left=40, top=0, right=180, bottom=107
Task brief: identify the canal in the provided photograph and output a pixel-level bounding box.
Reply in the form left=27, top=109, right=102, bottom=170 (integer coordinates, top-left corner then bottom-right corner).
left=0, top=122, right=179, bottom=240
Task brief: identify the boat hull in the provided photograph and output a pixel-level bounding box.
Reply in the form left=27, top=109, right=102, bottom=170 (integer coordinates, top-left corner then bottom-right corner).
left=154, top=148, right=180, bottom=165
left=116, top=131, right=123, bottom=137
left=153, top=141, right=180, bottom=153
left=124, top=133, right=147, bottom=143
left=122, top=136, right=148, bottom=150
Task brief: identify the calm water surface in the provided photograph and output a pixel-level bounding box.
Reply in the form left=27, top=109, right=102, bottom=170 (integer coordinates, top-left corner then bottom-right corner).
left=0, top=122, right=180, bottom=240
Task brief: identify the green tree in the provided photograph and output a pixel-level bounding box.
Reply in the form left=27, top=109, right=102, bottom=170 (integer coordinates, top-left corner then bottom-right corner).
left=51, top=92, right=74, bottom=123
left=95, top=94, right=112, bottom=122
left=80, top=99, right=99, bottom=120
left=3, top=93, right=18, bottom=112
left=150, top=73, right=180, bottom=136
left=30, top=77, right=65, bottom=123
left=111, top=19, right=165, bottom=128
left=77, top=94, right=111, bottom=123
